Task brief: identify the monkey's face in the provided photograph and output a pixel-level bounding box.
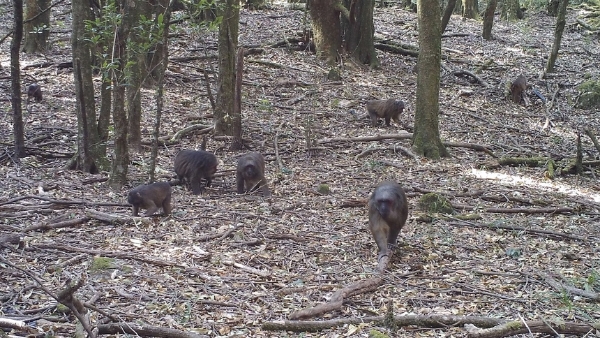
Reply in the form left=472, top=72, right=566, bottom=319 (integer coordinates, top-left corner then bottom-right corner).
left=375, top=199, right=393, bottom=218
left=243, top=164, right=258, bottom=178
left=127, top=192, right=143, bottom=205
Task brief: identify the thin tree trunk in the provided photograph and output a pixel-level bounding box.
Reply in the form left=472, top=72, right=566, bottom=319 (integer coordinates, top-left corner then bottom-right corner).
left=462, top=0, right=478, bottom=18
left=12, top=0, right=25, bottom=159
left=441, top=0, right=457, bottom=33
left=230, top=47, right=244, bottom=151
left=214, top=0, right=239, bottom=136
left=546, top=0, right=569, bottom=73
left=109, top=0, right=132, bottom=188
left=149, top=4, right=171, bottom=182
left=482, top=0, right=497, bottom=39
left=413, top=0, right=449, bottom=159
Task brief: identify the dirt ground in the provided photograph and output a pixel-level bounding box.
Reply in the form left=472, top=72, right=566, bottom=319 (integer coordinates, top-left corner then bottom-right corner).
left=1, top=1, right=600, bottom=337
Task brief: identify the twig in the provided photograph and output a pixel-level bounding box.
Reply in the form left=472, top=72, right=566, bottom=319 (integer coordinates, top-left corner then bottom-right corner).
left=448, top=220, right=586, bottom=241
left=274, top=122, right=285, bottom=171
left=97, top=323, right=208, bottom=338
left=222, top=260, right=270, bottom=277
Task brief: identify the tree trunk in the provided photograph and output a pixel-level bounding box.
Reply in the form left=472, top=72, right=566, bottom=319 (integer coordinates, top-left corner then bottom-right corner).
left=547, top=0, right=559, bottom=16
left=149, top=5, right=171, bottom=182
left=343, top=0, right=378, bottom=67
left=501, top=0, right=519, bottom=20
left=71, top=0, right=104, bottom=172
left=126, top=0, right=150, bottom=152
left=109, top=0, right=132, bottom=188
left=214, top=0, right=239, bottom=136
left=12, top=0, right=25, bottom=159
left=145, top=0, right=169, bottom=85
left=482, top=0, right=497, bottom=39
left=230, top=47, right=244, bottom=151
left=545, top=0, right=569, bottom=73
left=462, top=0, right=478, bottom=19
left=309, top=0, right=342, bottom=65
left=22, top=0, right=50, bottom=53
left=98, top=75, right=111, bottom=153
left=413, top=0, right=449, bottom=159
left=441, top=0, right=456, bottom=33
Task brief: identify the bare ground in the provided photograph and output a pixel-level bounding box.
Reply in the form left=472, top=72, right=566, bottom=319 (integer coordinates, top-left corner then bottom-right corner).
left=1, top=2, right=600, bottom=337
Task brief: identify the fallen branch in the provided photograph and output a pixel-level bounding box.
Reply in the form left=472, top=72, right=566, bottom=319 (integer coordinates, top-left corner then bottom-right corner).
left=24, top=217, right=90, bottom=232
left=465, top=320, right=597, bottom=337
left=451, top=204, right=573, bottom=215
left=222, top=259, right=270, bottom=277
left=0, top=194, right=125, bottom=207
left=318, top=133, right=412, bottom=144
left=288, top=277, right=383, bottom=320
left=355, top=145, right=417, bottom=160
left=448, top=220, right=586, bottom=241
left=443, top=141, right=496, bottom=158
left=0, top=317, right=39, bottom=334
left=170, top=124, right=213, bottom=142
left=97, top=323, right=208, bottom=338
left=539, top=272, right=600, bottom=301
left=263, top=314, right=504, bottom=332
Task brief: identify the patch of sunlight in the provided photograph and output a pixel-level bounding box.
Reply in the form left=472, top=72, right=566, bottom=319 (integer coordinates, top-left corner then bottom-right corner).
left=469, top=168, right=600, bottom=203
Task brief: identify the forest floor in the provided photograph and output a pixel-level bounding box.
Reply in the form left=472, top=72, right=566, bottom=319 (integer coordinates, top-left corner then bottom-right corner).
left=1, top=1, right=600, bottom=337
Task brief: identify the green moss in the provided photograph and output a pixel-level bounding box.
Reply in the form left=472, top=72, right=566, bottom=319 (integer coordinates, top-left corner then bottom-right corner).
left=90, top=257, right=115, bottom=272
left=577, top=79, right=600, bottom=109
left=418, top=193, right=454, bottom=214
left=317, top=184, right=330, bottom=194
left=369, top=329, right=389, bottom=338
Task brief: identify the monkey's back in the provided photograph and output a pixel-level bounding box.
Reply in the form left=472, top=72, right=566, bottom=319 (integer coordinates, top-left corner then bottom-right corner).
left=174, top=150, right=218, bottom=180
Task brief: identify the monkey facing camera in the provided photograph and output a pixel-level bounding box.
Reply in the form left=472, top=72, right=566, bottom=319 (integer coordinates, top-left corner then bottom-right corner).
left=174, top=149, right=218, bottom=195
left=368, top=181, right=409, bottom=260
left=236, top=152, right=271, bottom=197
left=511, top=75, right=527, bottom=104
left=27, top=83, right=43, bottom=103
left=128, top=182, right=172, bottom=217
left=366, top=99, right=404, bottom=127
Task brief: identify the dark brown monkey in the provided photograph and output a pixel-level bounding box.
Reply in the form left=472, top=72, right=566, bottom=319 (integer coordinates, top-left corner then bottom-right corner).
left=127, top=182, right=172, bottom=217
left=366, top=99, right=405, bottom=127
left=27, top=83, right=43, bottom=103
left=511, top=75, right=527, bottom=104
left=236, top=152, right=271, bottom=197
left=368, top=181, right=409, bottom=260
left=174, top=149, right=218, bottom=194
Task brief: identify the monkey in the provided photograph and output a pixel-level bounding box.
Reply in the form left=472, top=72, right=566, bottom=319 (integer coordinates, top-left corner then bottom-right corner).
left=511, top=75, right=527, bottom=104
left=27, top=83, right=43, bottom=103
left=366, top=99, right=405, bottom=127
left=368, top=181, right=409, bottom=260
left=174, top=149, right=218, bottom=194
left=236, top=152, right=271, bottom=197
left=127, top=182, right=172, bottom=217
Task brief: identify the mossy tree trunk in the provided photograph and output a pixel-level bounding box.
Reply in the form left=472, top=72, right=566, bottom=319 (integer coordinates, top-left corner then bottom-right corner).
left=413, top=0, right=449, bottom=159
left=22, top=0, right=50, bottom=53
left=482, top=0, right=497, bottom=39
left=214, top=0, right=239, bottom=136
left=546, top=0, right=569, bottom=73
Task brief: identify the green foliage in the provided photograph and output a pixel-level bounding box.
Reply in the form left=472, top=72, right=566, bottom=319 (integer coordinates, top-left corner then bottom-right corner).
left=257, top=98, right=273, bottom=113
left=369, top=329, right=389, bottom=338
left=585, top=269, right=600, bottom=291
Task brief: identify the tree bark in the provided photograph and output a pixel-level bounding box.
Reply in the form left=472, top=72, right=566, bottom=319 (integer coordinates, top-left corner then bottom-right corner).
left=462, top=0, right=478, bottom=19
left=149, top=4, right=171, bottom=182
left=309, top=0, right=342, bottom=65
left=413, top=0, right=449, bottom=159
left=482, top=0, right=497, bottom=39
left=109, top=0, right=132, bottom=188
left=230, top=47, right=244, bottom=151
left=545, top=0, right=569, bottom=73
left=22, top=0, right=50, bottom=53
left=214, top=0, right=239, bottom=136
left=12, top=0, right=25, bottom=159
left=71, top=0, right=104, bottom=173
left=441, top=0, right=457, bottom=33
left=343, top=0, right=378, bottom=67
